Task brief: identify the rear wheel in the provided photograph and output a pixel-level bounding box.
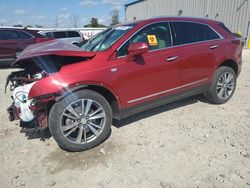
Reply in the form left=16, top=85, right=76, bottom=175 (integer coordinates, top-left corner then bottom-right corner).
left=206, top=66, right=236, bottom=104
left=49, top=90, right=112, bottom=152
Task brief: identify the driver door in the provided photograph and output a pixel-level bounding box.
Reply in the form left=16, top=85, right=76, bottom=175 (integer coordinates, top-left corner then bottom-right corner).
left=113, top=22, right=181, bottom=108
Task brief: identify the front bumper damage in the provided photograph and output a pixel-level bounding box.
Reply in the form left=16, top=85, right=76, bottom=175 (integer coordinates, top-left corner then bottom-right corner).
left=6, top=80, right=55, bottom=129
left=7, top=96, right=53, bottom=129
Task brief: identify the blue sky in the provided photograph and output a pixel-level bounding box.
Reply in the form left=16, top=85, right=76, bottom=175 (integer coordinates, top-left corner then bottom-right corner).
left=0, top=0, right=135, bottom=27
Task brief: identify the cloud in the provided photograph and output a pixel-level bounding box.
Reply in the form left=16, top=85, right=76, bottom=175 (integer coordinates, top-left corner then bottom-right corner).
left=15, top=9, right=30, bottom=16
left=58, top=12, right=71, bottom=19
left=102, top=0, right=124, bottom=9
left=80, top=0, right=98, bottom=7
left=0, top=19, right=7, bottom=24
left=0, top=5, right=6, bottom=11
left=97, top=15, right=110, bottom=25
left=61, top=7, right=67, bottom=11
left=30, top=15, right=46, bottom=20
left=13, top=20, right=23, bottom=25
left=82, top=17, right=88, bottom=22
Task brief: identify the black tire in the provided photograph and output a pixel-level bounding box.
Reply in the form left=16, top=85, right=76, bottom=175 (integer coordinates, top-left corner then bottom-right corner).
left=206, top=66, right=236, bottom=104
left=49, top=90, right=112, bottom=152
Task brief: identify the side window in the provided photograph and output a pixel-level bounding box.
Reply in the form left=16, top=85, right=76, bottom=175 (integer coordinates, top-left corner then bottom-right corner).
left=117, top=22, right=172, bottom=57
left=172, top=22, right=206, bottom=45
left=54, top=31, right=66, bottom=38
left=202, top=25, right=220, bottom=40
left=44, top=32, right=54, bottom=38
left=17, top=31, right=33, bottom=39
left=67, top=31, right=81, bottom=37
left=172, top=22, right=221, bottom=45
left=0, top=30, right=19, bottom=40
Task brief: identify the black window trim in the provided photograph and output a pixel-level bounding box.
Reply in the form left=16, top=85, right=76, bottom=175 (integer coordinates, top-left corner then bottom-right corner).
left=117, top=20, right=224, bottom=58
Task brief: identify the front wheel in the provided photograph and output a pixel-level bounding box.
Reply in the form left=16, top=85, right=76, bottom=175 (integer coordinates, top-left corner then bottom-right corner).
left=49, top=90, right=112, bottom=152
left=206, top=66, right=236, bottom=104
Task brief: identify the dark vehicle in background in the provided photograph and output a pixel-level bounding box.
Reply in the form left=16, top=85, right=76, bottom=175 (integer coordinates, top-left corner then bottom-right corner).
left=0, top=28, right=50, bottom=67
left=39, top=30, right=86, bottom=46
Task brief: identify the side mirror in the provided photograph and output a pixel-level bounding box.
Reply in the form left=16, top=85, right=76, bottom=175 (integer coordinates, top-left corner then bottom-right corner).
left=128, top=42, right=149, bottom=58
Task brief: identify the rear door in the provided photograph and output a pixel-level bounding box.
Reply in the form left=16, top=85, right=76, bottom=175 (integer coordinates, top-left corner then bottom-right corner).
left=171, top=21, right=223, bottom=86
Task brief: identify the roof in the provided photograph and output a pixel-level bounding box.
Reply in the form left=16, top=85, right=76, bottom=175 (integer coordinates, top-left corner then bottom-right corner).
left=123, top=16, right=221, bottom=27
left=124, top=0, right=144, bottom=7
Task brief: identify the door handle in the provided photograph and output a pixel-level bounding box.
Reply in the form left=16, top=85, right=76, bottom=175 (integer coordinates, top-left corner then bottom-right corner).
left=166, top=56, right=178, bottom=62
left=210, top=45, right=218, bottom=49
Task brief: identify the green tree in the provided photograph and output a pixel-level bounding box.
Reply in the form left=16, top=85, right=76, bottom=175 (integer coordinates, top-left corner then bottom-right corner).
left=13, top=24, right=23, bottom=27
left=84, top=17, right=107, bottom=28
left=35, top=24, right=43, bottom=28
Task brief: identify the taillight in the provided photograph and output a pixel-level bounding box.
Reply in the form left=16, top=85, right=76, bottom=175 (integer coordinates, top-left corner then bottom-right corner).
left=231, top=39, right=241, bottom=45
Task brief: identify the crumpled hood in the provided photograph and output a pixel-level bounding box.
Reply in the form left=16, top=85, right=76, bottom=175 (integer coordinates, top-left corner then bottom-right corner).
left=12, top=40, right=96, bottom=67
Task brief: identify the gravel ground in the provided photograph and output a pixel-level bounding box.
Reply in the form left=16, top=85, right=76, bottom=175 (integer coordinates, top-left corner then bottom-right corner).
left=0, top=50, right=250, bottom=188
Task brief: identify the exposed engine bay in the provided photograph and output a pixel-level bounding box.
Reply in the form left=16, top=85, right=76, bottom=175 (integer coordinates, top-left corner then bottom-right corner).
left=6, top=54, right=89, bottom=129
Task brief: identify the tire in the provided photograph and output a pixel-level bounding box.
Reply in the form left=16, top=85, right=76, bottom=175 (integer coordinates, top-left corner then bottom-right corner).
left=49, top=90, right=112, bottom=152
left=206, top=66, right=236, bottom=104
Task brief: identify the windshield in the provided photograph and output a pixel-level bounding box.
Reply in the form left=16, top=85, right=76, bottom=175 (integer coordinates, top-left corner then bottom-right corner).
left=81, top=25, right=134, bottom=52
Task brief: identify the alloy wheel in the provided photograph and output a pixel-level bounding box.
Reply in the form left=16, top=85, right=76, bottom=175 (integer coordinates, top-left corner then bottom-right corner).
left=216, top=72, right=235, bottom=100
left=60, top=99, right=106, bottom=144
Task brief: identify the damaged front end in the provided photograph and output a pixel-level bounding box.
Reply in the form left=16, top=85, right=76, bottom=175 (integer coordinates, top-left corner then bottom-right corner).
left=6, top=40, right=96, bottom=130
left=6, top=68, right=55, bottom=129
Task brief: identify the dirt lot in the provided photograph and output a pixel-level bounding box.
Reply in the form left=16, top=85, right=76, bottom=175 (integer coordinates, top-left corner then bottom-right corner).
left=0, top=50, right=250, bottom=188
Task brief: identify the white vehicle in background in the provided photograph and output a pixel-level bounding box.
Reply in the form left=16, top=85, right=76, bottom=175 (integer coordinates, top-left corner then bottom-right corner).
left=39, top=30, right=86, bottom=46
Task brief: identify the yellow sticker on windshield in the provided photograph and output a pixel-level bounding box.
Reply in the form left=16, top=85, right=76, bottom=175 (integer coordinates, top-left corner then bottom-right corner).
left=147, top=35, right=158, bottom=46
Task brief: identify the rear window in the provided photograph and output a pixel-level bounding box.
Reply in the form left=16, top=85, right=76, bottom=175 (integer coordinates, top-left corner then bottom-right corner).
left=67, top=31, right=81, bottom=37
left=172, top=22, right=221, bottom=45
left=54, top=31, right=67, bottom=38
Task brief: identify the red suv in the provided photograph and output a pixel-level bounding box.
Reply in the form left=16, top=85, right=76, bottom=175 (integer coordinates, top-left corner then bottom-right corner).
left=7, top=17, right=242, bottom=151
left=0, top=28, right=50, bottom=67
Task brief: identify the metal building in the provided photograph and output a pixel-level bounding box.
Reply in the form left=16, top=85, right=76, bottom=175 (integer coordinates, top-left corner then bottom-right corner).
left=125, top=0, right=250, bottom=40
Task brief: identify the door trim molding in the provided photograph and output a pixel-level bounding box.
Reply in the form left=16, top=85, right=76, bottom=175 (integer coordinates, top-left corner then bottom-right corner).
left=127, top=78, right=209, bottom=104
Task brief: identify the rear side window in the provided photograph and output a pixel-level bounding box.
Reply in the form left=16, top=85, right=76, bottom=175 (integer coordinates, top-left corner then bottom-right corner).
left=54, top=31, right=66, bottom=38
left=203, top=25, right=221, bottom=40
left=67, top=31, right=81, bottom=37
left=0, top=30, right=19, bottom=40
left=17, top=31, right=33, bottom=39
left=172, top=22, right=220, bottom=45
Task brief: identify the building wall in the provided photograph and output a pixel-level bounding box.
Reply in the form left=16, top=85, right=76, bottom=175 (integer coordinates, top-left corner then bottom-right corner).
left=125, top=0, right=250, bottom=38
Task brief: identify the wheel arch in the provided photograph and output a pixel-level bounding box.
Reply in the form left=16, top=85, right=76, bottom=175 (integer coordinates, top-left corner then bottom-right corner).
left=218, top=59, right=238, bottom=76
left=55, top=83, right=121, bottom=116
